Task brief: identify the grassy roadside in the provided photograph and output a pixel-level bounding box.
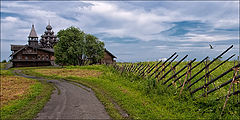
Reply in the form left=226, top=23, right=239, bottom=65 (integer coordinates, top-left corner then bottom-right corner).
left=20, top=65, right=239, bottom=119
left=0, top=69, right=54, bottom=119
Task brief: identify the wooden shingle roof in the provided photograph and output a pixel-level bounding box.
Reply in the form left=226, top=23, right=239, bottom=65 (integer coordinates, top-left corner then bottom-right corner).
left=28, top=24, right=38, bottom=38
left=105, top=49, right=116, bottom=58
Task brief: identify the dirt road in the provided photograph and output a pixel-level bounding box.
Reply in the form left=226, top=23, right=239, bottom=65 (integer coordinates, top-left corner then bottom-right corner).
left=14, top=70, right=110, bottom=119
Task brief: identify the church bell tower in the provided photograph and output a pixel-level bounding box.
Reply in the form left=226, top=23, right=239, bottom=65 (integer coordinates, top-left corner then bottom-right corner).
left=28, top=24, right=39, bottom=47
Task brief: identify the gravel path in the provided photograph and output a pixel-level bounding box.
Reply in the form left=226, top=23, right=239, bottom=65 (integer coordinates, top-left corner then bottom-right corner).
left=14, top=70, right=111, bottom=119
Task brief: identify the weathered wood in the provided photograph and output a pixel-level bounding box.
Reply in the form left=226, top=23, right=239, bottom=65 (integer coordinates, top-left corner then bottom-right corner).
left=179, top=62, right=192, bottom=95
left=133, top=64, right=140, bottom=72
left=129, top=64, right=134, bottom=72
left=135, top=64, right=144, bottom=73
left=149, top=53, right=177, bottom=78
left=187, top=54, right=235, bottom=90
left=202, top=75, right=240, bottom=97
left=168, top=56, right=209, bottom=87
left=131, top=64, right=138, bottom=72
left=147, top=60, right=162, bottom=74
left=216, top=90, right=240, bottom=101
left=177, top=45, right=233, bottom=89
left=181, top=45, right=233, bottom=89
left=155, top=55, right=178, bottom=79
left=126, top=64, right=131, bottom=72
left=130, top=64, right=137, bottom=72
left=146, top=62, right=157, bottom=73
left=140, top=64, right=150, bottom=76
left=190, top=64, right=240, bottom=95
left=221, top=70, right=238, bottom=114
left=164, top=58, right=196, bottom=85
left=127, top=64, right=131, bottom=72
left=137, top=64, right=147, bottom=74
left=130, top=64, right=135, bottom=72
left=159, top=55, right=188, bottom=81
left=124, top=64, right=128, bottom=72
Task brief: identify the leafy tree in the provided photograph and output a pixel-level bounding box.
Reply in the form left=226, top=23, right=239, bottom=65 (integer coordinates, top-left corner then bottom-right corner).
left=54, top=26, right=104, bottom=66
left=85, top=34, right=105, bottom=64
left=1, top=60, right=7, bottom=63
left=54, top=40, right=68, bottom=67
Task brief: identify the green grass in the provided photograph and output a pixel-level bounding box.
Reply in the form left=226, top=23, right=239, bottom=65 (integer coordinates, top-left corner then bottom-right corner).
left=0, top=69, right=54, bottom=120
left=20, top=62, right=239, bottom=119
left=0, top=62, right=7, bottom=69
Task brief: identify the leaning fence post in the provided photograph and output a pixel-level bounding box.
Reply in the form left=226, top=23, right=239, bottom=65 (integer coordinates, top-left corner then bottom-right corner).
left=221, top=68, right=239, bottom=115
left=180, top=61, right=191, bottom=95
left=233, top=60, right=236, bottom=103
left=189, top=62, right=192, bottom=87
left=204, top=58, right=209, bottom=95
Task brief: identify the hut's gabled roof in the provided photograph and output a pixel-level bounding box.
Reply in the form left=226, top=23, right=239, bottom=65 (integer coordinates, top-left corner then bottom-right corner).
left=105, top=49, right=117, bottom=58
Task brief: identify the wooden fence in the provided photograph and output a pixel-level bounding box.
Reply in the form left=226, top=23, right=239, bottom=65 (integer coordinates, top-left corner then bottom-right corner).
left=112, top=45, right=239, bottom=113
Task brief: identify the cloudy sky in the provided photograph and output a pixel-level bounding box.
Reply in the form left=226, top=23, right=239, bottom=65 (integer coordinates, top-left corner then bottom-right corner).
left=1, top=1, right=239, bottom=62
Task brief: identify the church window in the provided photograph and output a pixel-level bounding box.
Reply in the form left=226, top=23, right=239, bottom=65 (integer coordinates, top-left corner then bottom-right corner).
left=42, top=55, right=45, bottom=60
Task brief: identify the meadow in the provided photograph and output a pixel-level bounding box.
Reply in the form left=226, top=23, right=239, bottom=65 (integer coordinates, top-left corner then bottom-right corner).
left=19, top=60, right=239, bottom=119
left=0, top=63, right=54, bottom=119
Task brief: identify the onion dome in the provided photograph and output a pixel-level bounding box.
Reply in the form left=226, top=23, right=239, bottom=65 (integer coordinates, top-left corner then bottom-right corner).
left=46, top=24, right=52, bottom=30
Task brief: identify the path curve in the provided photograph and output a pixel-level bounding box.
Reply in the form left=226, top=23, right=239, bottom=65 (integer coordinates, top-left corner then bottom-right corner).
left=14, top=70, right=111, bottom=119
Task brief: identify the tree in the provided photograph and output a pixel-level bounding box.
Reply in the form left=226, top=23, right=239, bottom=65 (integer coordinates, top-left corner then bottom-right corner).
left=1, top=60, right=7, bottom=63
left=85, top=34, right=105, bottom=64
left=54, top=40, right=68, bottom=67
left=54, top=27, right=85, bottom=66
left=54, top=26, right=105, bottom=66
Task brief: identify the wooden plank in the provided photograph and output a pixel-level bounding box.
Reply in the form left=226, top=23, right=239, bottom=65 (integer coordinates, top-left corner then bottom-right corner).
left=159, top=55, right=188, bottom=81
left=187, top=54, right=235, bottom=90
left=168, top=56, right=209, bottom=87
left=191, top=64, right=240, bottom=95
left=202, top=75, right=240, bottom=97
left=164, top=58, right=196, bottom=85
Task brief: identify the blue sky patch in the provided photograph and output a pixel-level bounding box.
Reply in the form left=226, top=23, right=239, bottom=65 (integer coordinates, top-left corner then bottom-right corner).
left=161, top=21, right=210, bottom=36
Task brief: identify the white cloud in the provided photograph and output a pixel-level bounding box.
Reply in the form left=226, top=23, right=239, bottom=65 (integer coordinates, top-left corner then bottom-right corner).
left=2, top=16, right=18, bottom=22
left=77, top=1, right=173, bottom=41
left=184, top=33, right=239, bottom=42
left=155, top=45, right=168, bottom=49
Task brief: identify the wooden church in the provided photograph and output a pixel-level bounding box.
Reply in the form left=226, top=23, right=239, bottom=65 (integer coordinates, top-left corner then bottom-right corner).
left=10, top=24, right=116, bottom=67
left=10, top=24, right=58, bottom=67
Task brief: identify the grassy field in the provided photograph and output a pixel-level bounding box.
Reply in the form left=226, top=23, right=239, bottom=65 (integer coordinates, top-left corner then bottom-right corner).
left=20, top=61, right=239, bottom=119
left=121, top=60, right=238, bottom=97
left=0, top=68, right=54, bottom=119
left=0, top=62, right=7, bottom=69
